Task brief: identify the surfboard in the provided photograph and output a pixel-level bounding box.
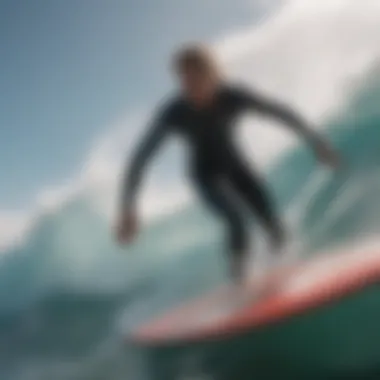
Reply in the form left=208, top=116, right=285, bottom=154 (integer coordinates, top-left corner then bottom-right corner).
left=131, top=246, right=380, bottom=346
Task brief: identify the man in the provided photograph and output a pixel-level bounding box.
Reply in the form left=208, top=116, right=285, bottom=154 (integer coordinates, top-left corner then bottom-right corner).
left=115, top=43, right=339, bottom=284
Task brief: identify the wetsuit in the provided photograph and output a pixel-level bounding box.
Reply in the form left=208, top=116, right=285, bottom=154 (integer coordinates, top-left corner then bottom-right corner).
left=122, top=83, right=316, bottom=271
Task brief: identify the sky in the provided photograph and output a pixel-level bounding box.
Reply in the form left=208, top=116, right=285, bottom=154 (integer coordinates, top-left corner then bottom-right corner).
left=1, top=0, right=380, bottom=250
left=0, top=0, right=278, bottom=211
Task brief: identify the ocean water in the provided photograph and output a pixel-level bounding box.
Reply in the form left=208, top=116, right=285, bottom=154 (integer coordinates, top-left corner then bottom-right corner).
left=1, top=70, right=380, bottom=380
left=2, top=2, right=380, bottom=379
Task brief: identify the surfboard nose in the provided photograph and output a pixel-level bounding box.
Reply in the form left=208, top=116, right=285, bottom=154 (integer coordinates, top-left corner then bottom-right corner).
left=131, top=246, right=380, bottom=346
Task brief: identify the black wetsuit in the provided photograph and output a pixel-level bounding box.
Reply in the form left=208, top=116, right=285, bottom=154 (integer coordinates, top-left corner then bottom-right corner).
left=122, top=83, right=315, bottom=263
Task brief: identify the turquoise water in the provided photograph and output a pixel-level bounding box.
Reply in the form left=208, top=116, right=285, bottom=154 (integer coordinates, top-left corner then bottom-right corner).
left=1, top=73, right=380, bottom=379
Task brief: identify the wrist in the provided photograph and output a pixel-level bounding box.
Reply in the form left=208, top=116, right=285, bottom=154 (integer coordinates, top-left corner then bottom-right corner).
left=308, top=134, right=325, bottom=150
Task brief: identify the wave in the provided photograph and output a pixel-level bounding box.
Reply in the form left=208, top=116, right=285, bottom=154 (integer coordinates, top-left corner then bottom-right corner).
left=2, top=73, right=380, bottom=380
left=2, top=2, right=380, bottom=379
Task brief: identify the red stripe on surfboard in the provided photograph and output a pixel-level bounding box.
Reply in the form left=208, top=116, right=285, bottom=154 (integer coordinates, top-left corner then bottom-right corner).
left=132, top=248, right=380, bottom=345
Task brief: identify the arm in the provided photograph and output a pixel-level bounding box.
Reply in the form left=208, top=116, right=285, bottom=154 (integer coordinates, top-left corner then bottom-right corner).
left=121, top=117, right=169, bottom=212
left=235, top=86, right=322, bottom=147
left=234, top=86, right=339, bottom=166
left=116, top=113, right=171, bottom=245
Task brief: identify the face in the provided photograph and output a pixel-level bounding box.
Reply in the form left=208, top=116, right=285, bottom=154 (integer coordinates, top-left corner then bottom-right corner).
left=177, top=66, right=218, bottom=106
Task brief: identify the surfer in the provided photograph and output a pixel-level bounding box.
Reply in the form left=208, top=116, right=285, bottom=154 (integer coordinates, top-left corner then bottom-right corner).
left=115, top=43, right=339, bottom=284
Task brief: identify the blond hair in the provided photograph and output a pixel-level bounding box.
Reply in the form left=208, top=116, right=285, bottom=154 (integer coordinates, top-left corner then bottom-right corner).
left=172, top=43, right=222, bottom=81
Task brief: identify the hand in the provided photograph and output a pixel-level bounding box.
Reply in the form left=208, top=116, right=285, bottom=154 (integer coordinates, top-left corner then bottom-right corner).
left=313, top=139, right=340, bottom=169
left=115, top=209, right=139, bottom=245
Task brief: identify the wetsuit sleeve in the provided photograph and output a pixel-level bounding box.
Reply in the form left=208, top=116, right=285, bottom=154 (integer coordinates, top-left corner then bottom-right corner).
left=120, top=107, right=173, bottom=211
left=232, top=85, right=322, bottom=146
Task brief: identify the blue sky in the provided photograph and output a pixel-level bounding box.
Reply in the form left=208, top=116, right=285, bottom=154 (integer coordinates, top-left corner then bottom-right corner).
left=0, top=0, right=268, bottom=210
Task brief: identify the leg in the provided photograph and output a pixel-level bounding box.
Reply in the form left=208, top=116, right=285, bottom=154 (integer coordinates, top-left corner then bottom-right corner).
left=193, top=170, right=249, bottom=283
left=227, top=159, right=286, bottom=252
